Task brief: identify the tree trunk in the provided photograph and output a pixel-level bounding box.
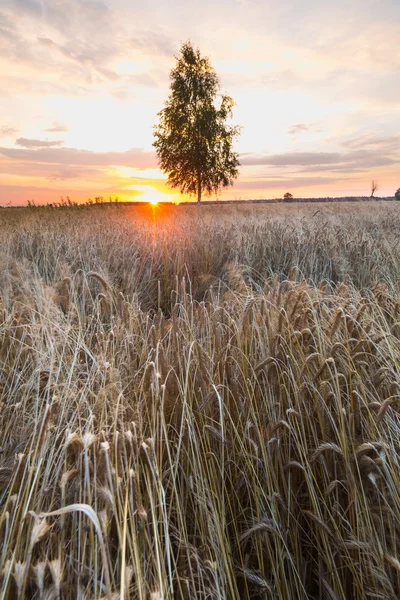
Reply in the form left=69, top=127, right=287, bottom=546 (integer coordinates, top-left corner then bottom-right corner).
left=197, top=171, right=201, bottom=203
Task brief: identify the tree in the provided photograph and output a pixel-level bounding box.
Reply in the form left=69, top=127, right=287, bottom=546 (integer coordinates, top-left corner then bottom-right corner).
left=283, top=192, right=293, bottom=201
left=153, top=42, right=240, bottom=203
left=370, top=180, right=379, bottom=198
left=395, top=188, right=400, bottom=200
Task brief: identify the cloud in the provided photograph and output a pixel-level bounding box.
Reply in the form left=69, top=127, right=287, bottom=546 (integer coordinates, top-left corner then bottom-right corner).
left=341, top=134, right=400, bottom=152
left=301, top=158, right=396, bottom=173
left=13, top=0, right=43, bottom=16
left=262, top=69, right=304, bottom=89
left=241, top=152, right=343, bottom=166
left=15, top=138, right=65, bottom=148
left=44, top=0, right=110, bottom=33
left=313, top=21, right=400, bottom=72
left=0, top=126, right=18, bottom=137
left=233, top=176, right=345, bottom=191
left=0, top=157, right=103, bottom=180
left=240, top=150, right=397, bottom=172
left=0, top=24, right=14, bottom=41
left=44, top=122, right=69, bottom=133
left=288, top=124, right=309, bottom=135
left=300, top=165, right=368, bottom=174
left=1, top=2, right=174, bottom=96
left=0, top=11, right=16, bottom=30
left=0, top=75, right=90, bottom=97
left=129, top=31, right=176, bottom=57
left=0, top=145, right=158, bottom=168
left=37, top=36, right=121, bottom=82
left=221, top=69, right=304, bottom=91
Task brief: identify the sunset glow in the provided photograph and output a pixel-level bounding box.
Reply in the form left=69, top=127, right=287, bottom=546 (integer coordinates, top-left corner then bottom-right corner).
left=1, top=0, right=400, bottom=205
left=142, top=190, right=165, bottom=205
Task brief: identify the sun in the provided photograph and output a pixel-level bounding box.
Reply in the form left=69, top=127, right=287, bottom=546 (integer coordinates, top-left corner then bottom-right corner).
left=140, top=189, right=168, bottom=205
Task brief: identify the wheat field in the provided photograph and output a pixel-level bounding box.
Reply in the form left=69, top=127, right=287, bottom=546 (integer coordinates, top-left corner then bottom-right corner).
left=0, top=201, right=399, bottom=600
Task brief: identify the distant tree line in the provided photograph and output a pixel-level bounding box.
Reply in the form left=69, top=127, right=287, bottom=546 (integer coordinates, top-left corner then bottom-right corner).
left=15, top=191, right=400, bottom=209
left=281, top=181, right=400, bottom=203
left=24, top=196, right=123, bottom=209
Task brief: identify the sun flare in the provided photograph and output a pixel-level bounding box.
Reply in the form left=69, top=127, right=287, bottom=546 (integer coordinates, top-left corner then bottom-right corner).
left=140, top=189, right=169, bottom=204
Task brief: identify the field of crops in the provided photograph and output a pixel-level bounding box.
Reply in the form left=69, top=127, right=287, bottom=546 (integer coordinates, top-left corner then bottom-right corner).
left=0, top=201, right=399, bottom=599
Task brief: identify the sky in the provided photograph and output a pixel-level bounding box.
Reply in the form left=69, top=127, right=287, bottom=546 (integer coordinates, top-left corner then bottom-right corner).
left=1, top=0, right=400, bottom=205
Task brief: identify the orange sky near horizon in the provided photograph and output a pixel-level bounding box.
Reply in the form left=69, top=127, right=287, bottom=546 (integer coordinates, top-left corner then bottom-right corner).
left=1, top=0, right=400, bottom=205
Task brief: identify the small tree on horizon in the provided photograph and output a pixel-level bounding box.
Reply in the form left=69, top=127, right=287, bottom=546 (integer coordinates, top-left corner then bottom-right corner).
left=284, top=192, right=293, bottom=201
left=395, top=187, right=400, bottom=200
left=370, top=180, right=379, bottom=198
left=153, top=42, right=240, bottom=203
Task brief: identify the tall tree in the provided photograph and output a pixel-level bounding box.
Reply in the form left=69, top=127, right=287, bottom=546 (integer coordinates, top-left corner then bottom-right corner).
left=153, top=42, right=240, bottom=203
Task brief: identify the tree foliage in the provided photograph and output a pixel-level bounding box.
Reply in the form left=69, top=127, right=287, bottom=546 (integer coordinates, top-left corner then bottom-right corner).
left=153, top=42, right=240, bottom=202
left=284, top=192, right=293, bottom=201
left=395, top=187, right=400, bottom=200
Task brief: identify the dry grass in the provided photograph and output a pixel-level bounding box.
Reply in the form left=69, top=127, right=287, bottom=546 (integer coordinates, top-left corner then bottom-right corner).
left=0, top=201, right=399, bottom=599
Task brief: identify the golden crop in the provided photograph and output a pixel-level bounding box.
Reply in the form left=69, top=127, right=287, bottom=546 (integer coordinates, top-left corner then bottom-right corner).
left=0, top=201, right=399, bottom=599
